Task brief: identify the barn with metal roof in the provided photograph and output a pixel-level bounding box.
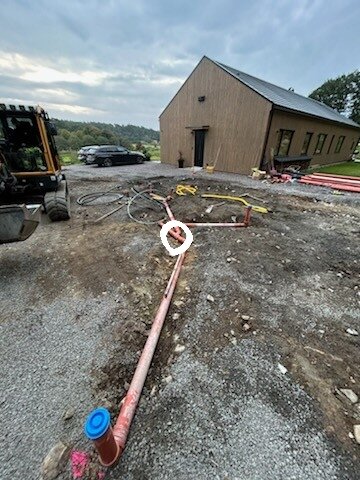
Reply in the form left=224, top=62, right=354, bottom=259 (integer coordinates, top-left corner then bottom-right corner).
left=160, top=56, right=360, bottom=174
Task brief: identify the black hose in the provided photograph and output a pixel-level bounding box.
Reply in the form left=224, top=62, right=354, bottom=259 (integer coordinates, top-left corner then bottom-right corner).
left=77, top=185, right=124, bottom=206
left=127, top=188, right=167, bottom=224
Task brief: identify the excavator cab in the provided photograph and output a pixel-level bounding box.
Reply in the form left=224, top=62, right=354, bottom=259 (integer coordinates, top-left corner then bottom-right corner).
left=0, top=104, right=70, bottom=244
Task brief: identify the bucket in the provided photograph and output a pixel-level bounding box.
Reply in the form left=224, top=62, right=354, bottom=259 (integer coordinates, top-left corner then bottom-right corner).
left=206, top=165, right=215, bottom=174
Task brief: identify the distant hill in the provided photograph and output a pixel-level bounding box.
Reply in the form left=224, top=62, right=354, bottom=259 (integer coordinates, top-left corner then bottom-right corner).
left=52, top=118, right=160, bottom=150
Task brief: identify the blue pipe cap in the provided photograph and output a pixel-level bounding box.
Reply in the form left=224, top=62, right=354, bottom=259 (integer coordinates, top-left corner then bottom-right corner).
left=84, top=407, right=111, bottom=440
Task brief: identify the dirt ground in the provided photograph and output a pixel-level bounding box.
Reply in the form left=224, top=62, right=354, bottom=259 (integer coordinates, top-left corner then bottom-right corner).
left=1, top=168, right=359, bottom=479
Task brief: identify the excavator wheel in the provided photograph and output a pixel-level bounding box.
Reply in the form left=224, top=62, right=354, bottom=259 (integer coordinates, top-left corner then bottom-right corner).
left=44, top=180, right=71, bottom=221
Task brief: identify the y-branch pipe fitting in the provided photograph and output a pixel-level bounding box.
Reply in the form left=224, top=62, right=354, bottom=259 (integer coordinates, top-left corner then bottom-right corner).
left=158, top=221, right=185, bottom=243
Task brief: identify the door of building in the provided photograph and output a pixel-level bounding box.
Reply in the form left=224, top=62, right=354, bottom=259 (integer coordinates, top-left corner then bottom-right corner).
left=194, top=129, right=206, bottom=167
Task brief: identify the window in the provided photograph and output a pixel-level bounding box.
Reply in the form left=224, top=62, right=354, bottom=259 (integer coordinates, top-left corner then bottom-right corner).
left=350, top=138, right=359, bottom=151
left=101, top=146, right=117, bottom=152
left=275, top=129, right=294, bottom=156
left=6, top=116, right=33, bottom=129
left=335, top=135, right=345, bottom=153
left=301, top=132, right=313, bottom=155
left=327, top=134, right=335, bottom=154
left=355, top=138, right=360, bottom=151
left=314, top=133, right=327, bottom=154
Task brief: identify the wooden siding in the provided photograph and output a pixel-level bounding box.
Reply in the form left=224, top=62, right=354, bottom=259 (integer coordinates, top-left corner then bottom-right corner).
left=160, top=57, right=272, bottom=174
left=265, top=110, right=360, bottom=166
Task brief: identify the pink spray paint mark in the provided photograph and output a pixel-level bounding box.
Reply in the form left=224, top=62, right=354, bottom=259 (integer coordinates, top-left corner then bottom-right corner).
left=71, top=451, right=106, bottom=479
left=71, top=451, right=89, bottom=478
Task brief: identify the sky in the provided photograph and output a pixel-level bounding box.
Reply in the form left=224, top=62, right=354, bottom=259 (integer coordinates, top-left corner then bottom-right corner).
left=0, top=0, right=359, bottom=129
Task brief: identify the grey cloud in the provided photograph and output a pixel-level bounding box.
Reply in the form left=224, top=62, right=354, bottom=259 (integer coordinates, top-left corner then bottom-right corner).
left=0, top=0, right=359, bottom=128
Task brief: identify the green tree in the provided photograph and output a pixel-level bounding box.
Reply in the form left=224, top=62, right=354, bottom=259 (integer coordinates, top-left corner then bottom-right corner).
left=52, top=118, right=160, bottom=151
left=309, top=70, right=360, bottom=124
left=55, top=136, right=69, bottom=150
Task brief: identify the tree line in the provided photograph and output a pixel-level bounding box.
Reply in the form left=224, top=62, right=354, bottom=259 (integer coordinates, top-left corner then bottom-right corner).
left=52, top=118, right=160, bottom=151
left=309, top=70, right=360, bottom=124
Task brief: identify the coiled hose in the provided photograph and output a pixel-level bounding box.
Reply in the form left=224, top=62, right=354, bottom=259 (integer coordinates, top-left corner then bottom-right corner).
left=126, top=188, right=166, bottom=225
left=77, top=185, right=124, bottom=206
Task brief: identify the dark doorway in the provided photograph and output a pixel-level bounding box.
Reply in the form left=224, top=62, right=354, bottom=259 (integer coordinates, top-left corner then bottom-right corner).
left=194, top=129, right=206, bottom=167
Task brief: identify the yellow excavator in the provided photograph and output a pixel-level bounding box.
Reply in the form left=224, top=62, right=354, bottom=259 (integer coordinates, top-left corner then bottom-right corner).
left=0, top=104, right=70, bottom=243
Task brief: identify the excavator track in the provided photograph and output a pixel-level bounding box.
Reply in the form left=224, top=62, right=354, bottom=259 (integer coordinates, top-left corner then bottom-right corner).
left=44, top=179, right=71, bottom=221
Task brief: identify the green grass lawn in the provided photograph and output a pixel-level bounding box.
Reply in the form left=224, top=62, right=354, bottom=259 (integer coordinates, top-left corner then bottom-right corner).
left=312, top=161, right=360, bottom=177
left=59, top=150, right=80, bottom=165
left=142, top=143, right=160, bottom=160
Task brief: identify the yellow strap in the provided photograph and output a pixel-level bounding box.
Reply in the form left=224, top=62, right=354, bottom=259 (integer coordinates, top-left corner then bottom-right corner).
left=175, top=184, right=198, bottom=196
left=201, top=193, right=268, bottom=214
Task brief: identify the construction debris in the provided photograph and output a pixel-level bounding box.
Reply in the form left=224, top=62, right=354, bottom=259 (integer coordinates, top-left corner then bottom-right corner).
left=174, top=344, right=186, bottom=353
left=41, top=442, right=70, bottom=480
left=63, top=407, right=75, bottom=421
left=278, top=363, right=288, bottom=375
left=205, top=201, right=225, bottom=214
left=93, top=203, right=125, bottom=223
left=346, top=328, right=359, bottom=336
left=354, top=425, right=360, bottom=444
left=338, top=389, right=359, bottom=404
left=251, top=168, right=267, bottom=180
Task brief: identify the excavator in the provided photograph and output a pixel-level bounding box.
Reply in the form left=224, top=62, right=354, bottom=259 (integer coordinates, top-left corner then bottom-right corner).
left=0, top=104, right=70, bottom=244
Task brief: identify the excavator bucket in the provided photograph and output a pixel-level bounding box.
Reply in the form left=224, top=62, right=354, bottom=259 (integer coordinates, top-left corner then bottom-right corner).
left=0, top=204, right=41, bottom=244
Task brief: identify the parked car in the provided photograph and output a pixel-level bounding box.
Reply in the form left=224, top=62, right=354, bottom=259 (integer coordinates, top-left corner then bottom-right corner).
left=78, top=145, right=99, bottom=162
left=84, top=146, right=101, bottom=164
left=91, top=146, right=146, bottom=167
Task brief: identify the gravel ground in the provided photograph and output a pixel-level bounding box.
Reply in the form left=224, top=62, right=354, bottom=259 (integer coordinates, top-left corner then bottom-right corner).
left=112, top=346, right=352, bottom=480
left=0, top=165, right=359, bottom=480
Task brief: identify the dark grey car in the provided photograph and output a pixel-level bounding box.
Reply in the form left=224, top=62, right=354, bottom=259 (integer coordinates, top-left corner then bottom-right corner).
left=92, top=146, right=145, bottom=167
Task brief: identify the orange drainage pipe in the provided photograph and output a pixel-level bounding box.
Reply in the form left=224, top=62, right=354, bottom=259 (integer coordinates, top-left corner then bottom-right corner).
left=186, top=222, right=248, bottom=227
left=85, top=252, right=186, bottom=466
left=163, top=200, right=180, bottom=234
left=243, top=205, right=252, bottom=226
left=302, top=174, right=360, bottom=186
left=158, top=221, right=186, bottom=243
left=312, top=172, right=360, bottom=182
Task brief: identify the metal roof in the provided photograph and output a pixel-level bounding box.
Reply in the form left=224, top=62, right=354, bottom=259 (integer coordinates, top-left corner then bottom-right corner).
left=212, top=59, right=360, bottom=129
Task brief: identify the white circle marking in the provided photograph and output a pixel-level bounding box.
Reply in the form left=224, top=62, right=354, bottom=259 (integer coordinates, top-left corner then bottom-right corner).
left=160, top=220, right=193, bottom=256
